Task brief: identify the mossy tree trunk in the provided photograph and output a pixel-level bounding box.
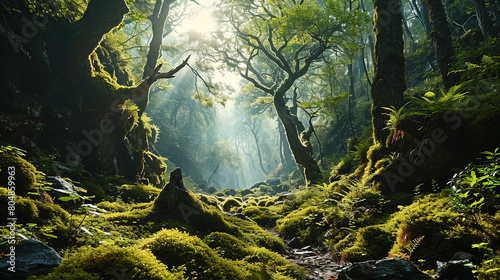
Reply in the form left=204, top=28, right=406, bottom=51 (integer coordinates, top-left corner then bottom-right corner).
left=41, top=0, right=187, bottom=182
left=371, top=0, right=406, bottom=145
left=424, top=0, right=459, bottom=90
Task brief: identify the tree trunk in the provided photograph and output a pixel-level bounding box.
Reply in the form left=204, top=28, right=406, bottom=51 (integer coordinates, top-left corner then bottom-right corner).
left=274, top=81, right=322, bottom=185
left=371, top=0, right=406, bottom=145
left=473, top=0, right=497, bottom=40
left=250, top=125, right=269, bottom=174
left=278, top=120, right=295, bottom=173
left=348, top=62, right=356, bottom=138
left=425, top=0, right=459, bottom=90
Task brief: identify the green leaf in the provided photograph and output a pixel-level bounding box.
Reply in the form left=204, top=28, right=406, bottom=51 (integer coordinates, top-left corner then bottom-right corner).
left=42, top=233, right=58, bottom=239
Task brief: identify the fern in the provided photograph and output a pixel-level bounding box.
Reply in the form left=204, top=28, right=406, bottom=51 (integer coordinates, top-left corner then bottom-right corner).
left=411, top=85, right=467, bottom=116
left=382, top=102, right=411, bottom=132
left=405, top=235, right=425, bottom=259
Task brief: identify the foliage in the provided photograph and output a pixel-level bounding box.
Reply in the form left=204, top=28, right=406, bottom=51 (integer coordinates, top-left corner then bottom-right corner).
left=449, top=148, right=500, bottom=214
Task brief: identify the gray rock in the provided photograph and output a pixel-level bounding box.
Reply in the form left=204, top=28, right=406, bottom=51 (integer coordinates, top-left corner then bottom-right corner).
left=337, top=258, right=431, bottom=280
left=0, top=239, right=62, bottom=280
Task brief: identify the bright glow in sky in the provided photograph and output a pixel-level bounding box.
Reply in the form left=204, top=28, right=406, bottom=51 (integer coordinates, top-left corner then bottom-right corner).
left=178, top=8, right=218, bottom=35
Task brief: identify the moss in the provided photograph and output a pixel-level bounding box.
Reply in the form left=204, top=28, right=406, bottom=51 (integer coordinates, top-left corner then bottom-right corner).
left=341, top=225, right=393, bottom=262
left=96, top=200, right=129, bottom=212
left=118, top=183, right=160, bottom=203
left=198, top=194, right=219, bottom=207
left=387, top=194, right=477, bottom=269
left=29, top=245, right=184, bottom=280
left=139, top=228, right=245, bottom=280
left=226, top=216, right=286, bottom=253
left=0, top=187, right=38, bottom=223
left=241, top=206, right=280, bottom=226
left=0, top=154, right=38, bottom=196
left=221, top=197, right=242, bottom=211
left=276, top=206, right=325, bottom=244
left=203, top=231, right=249, bottom=260
left=143, top=151, right=167, bottom=187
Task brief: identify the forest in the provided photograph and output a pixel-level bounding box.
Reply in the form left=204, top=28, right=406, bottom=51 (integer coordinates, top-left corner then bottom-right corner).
left=0, top=0, right=499, bottom=279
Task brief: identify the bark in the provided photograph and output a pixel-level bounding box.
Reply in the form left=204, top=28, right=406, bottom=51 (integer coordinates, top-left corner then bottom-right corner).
left=143, top=0, right=175, bottom=78
left=278, top=120, right=295, bottom=173
left=425, top=0, right=459, bottom=90
left=473, top=0, right=497, bottom=40
left=67, top=0, right=129, bottom=64
left=371, top=0, right=406, bottom=145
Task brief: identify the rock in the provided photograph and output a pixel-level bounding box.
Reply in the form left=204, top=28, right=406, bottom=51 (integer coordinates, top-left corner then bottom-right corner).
left=0, top=239, right=61, bottom=279
left=239, top=189, right=253, bottom=196
left=337, top=258, right=431, bottom=280
left=437, top=260, right=474, bottom=280
left=451, top=251, right=481, bottom=264
left=223, top=188, right=236, bottom=196
left=437, top=252, right=479, bottom=280
left=250, top=182, right=266, bottom=189
left=288, top=237, right=303, bottom=249
left=266, top=178, right=281, bottom=185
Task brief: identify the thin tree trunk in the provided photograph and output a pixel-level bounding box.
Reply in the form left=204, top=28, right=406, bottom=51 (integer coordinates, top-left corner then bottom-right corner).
left=208, top=161, right=220, bottom=186
left=473, top=0, right=497, bottom=40
left=348, top=62, right=356, bottom=138
left=250, top=125, right=269, bottom=174
left=425, top=0, right=459, bottom=90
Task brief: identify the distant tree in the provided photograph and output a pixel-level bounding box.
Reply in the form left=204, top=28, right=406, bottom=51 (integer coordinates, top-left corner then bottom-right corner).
left=206, top=0, right=368, bottom=185
left=424, top=0, right=459, bottom=90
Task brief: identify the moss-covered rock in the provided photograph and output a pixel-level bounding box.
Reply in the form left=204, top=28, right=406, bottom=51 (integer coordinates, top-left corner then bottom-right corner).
left=340, top=225, right=393, bottom=262
left=241, top=206, right=279, bottom=226
left=0, top=187, right=38, bottom=224
left=203, top=231, right=249, bottom=260
left=276, top=206, right=325, bottom=245
left=387, top=194, right=477, bottom=269
left=139, top=229, right=245, bottom=280
left=0, top=154, right=38, bottom=196
left=221, top=197, right=242, bottom=211
left=119, top=183, right=160, bottom=203
left=29, top=245, right=184, bottom=280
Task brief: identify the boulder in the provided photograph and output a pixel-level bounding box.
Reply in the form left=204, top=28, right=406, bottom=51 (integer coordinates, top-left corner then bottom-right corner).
left=337, top=258, right=431, bottom=280
left=266, top=178, right=281, bottom=185
left=239, top=189, right=254, bottom=196
left=0, top=239, right=61, bottom=279
left=437, top=252, right=479, bottom=280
